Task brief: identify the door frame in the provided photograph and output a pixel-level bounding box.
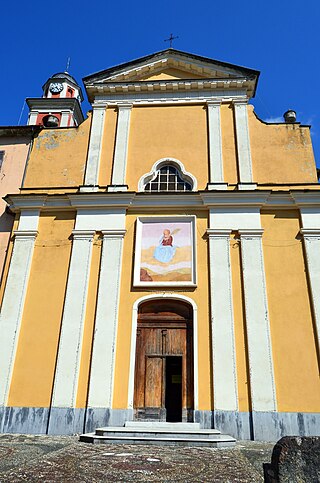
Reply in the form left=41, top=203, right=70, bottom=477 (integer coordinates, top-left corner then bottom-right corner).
left=128, top=294, right=199, bottom=412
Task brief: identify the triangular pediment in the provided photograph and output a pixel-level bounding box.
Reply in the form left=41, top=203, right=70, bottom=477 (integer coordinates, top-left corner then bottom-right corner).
left=138, top=67, right=206, bottom=81
left=83, top=49, right=259, bottom=85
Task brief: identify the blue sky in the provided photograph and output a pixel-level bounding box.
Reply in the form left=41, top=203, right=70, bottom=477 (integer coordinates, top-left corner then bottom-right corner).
left=1, top=0, right=319, bottom=167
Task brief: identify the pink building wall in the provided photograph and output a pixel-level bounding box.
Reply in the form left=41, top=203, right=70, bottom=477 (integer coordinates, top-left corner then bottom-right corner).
left=0, top=136, right=31, bottom=276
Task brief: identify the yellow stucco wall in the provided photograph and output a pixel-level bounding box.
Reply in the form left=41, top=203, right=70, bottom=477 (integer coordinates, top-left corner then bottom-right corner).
left=112, top=211, right=212, bottom=410
left=8, top=212, right=75, bottom=407
left=249, top=107, right=317, bottom=184
left=140, top=68, right=205, bottom=81
left=4, top=79, right=320, bottom=416
left=0, top=215, right=19, bottom=307
left=261, top=210, right=320, bottom=412
left=126, top=105, right=209, bottom=191
left=20, top=102, right=318, bottom=191
left=23, top=118, right=91, bottom=188
left=0, top=139, right=30, bottom=273
left=4, top=207, right=319, bottom=413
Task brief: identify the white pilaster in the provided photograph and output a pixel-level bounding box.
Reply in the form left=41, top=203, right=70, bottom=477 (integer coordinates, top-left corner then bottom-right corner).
left=239, top=228, right=276, bottom=411
left=28, top=111, right=38, bottom=125
left=0, top=210, right=39, bottom=406
left=300, top=227, right=320, bottom=353
left=60, top=111, right=70, bottom=127
left=87, top=229, right=126, bottom=408
left=51, top=230, right=95, bottom=408
left=233, top=100, right=254, bottom=185
left=207, top=101, right=227, bottom=190
left=110, top=104, right=132, bottom=189
left=207, top=229, right=238, bottom=411
left=84, top=105, right=106, bottom=187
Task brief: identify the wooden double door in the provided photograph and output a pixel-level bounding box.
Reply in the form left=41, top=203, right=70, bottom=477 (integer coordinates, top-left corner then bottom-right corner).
left=134, top=301, right=193, bottom=422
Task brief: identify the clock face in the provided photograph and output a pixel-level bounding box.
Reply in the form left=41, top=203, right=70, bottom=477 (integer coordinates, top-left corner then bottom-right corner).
left=50, top=82, right=63, bottom=93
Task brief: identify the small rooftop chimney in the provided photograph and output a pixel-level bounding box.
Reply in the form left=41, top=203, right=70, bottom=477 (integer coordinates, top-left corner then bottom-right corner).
left=283, top=109, right=296, bottom=123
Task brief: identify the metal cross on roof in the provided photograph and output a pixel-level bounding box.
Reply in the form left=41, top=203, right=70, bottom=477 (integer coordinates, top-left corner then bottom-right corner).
left=164, top=33, right=178, bottom=48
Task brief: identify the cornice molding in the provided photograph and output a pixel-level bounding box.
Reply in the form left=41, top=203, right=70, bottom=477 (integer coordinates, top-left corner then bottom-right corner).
left=91, top=90, right=248, bottom=107
left=26, top=98, right=85, bottom=123
left=200, top=191, right=271, bottom=206
left=291, top=192, right=320, bottom=206
left=68, top=193, right=135, bottom=208
left=5, top=189, right=320, bottom=213
left=87, top=77, right=251, bottom=92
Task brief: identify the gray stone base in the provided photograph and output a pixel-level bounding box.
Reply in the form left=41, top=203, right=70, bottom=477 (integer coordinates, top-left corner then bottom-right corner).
left=252, top=411, right=320, bottom=441
left=0, top=407, right=319, bottom=440
left=213, top=410, right=252, bottom=440
left=194, top=410, right=214, bottom=429
left=213, top=411, right=320, bottom=441
left=47, top=408, right=86, bottom=435
left=0, top=406, right=49, bottom=434
left=84, top=408, right=133, bottom=433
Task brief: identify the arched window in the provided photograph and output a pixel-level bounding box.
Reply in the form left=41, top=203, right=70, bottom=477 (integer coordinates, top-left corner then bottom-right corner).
left=139, top=158, right=196, bottom=192
left=145, top=165, right=192, bottom=192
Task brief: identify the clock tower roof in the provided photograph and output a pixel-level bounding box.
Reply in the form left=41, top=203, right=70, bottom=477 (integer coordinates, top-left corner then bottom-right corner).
left=51, top=72, right=79, bottom=84
left=42, top=72, right=84, bottom=101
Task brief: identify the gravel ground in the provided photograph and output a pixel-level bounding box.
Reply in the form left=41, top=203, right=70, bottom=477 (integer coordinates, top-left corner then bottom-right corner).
left=0, top=434, right=274, bottom=482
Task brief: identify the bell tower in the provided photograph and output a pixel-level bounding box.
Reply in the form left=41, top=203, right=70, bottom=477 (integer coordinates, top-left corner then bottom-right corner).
left=26, top=72, right=85, bottom=127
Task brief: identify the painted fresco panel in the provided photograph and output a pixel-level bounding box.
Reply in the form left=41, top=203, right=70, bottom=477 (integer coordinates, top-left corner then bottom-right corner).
left=134, top=217, right=196, bottom=287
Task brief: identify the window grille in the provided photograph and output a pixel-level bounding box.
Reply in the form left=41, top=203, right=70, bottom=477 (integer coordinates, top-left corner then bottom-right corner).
left=144, top=165, right=192, bottom=192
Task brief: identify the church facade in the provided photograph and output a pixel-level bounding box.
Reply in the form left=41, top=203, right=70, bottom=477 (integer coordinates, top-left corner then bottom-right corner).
left=0, top=49, right=319, bottom=441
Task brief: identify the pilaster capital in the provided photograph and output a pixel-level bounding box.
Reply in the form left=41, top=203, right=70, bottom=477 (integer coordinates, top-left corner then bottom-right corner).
left=207, top=100, right=222, bottom=108
left=107, top=185, right=129, bottom=192
left=117, top=103, right=133, bottom=111
left=238, top=228, right=264, bottom=238
left=13, top=230, right=38, bottom=240
left=72, top=230, right=95, bottom=240
left=207, top=228, right=232, bottom=238
left=233, top=98, right=249, bottom=106
left=101, top=229, right=126, bottom=239
left=300, top=228, right=320, bottom=239
left=92, top=102, right=107, bottom=110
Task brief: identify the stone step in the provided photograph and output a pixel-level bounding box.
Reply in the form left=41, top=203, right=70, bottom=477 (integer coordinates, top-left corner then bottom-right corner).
left=125, top=421, right=201, bottom=430
left=95, top=427, right=222, bottom=439
left=79, top=433, right=236, bottom=448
